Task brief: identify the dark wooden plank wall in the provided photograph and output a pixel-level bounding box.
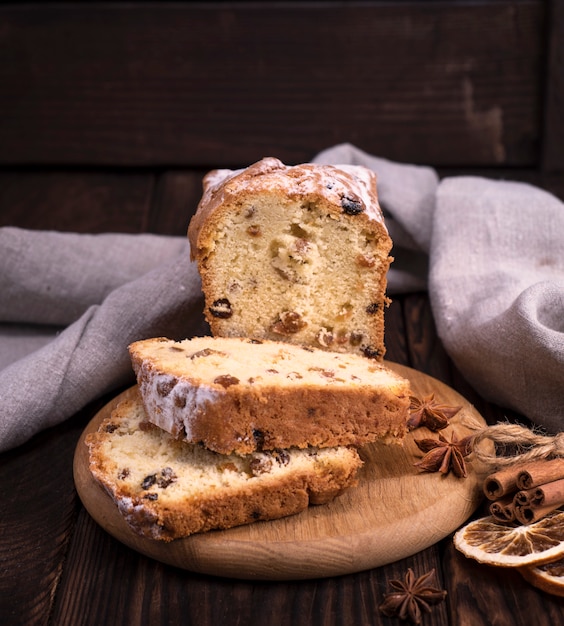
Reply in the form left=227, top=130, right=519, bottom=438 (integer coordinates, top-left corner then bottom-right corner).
left=544, top=0, right=564, bottom=171
left=0, top=1, right=549, bottom=168
left=1, top=0, right=562, bottom=234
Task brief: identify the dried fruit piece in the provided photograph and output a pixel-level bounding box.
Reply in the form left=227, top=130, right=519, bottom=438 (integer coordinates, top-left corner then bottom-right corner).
left=286, top=371, right=303, bottom=380
left=214, top=374, right=240, bottom=388
left=249, top=456, right=273, bottom=476
left=365, top=302, right=381, bottom=315
left=249, top=449, right=291, bottom=476
left=308, top=366, right=335, bottom=378
left=156, top=378, right=177, bottom=397
left=362, top=345, right=383, bottom=359
left=349, top=331, right=363, bottom=346
left=141, top=468, right=178, bottom=490
left=209, top=298, right=233, bottom=319
left=271, top=311, right=307, bottom=335
left=336, top=303, right=353, bottom=321
left=141, top=474, right=157, bottom=489
left=272, top=449, right=290, bottom=466
left=252, top=429, right=265, bottom=448
left=454, top=509, right=564, bottom=567
left=340, top=195, right=365, bottom=215
left=190, top=348, right=226, bottom=359
left=156, top=467, right=178, bottom=488
left=316, top=327, right=334, bottom=348
left=247, top=225, right=261, bottom=236
left=521, top=557, right=564, bottom=596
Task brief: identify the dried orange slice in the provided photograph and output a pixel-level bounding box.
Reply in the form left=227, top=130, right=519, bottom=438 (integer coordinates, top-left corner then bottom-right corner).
left=454, top=509, right=564, bottom=567
left=521, top=558, right=564, bottom=597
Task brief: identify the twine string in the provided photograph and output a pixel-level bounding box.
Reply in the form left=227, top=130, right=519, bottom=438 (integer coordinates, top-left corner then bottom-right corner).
left=470, top=422, right=564, bottom=468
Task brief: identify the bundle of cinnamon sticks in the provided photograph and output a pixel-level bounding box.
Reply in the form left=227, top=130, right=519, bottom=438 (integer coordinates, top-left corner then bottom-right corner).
left=484, top=458, right=564, bottom=524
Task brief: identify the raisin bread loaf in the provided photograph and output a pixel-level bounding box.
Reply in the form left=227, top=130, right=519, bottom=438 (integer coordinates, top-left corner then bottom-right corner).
left=86, top=394, right=362, bottom=541
left=188, top=158, right=392, bottom=360
left=129, top=336, right=410, bottom=455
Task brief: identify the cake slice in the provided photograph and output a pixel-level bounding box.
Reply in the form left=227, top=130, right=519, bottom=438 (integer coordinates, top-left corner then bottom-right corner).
left=188, top=157, right=392, bottom=360
left=129, top=336, right=410, bottom=455
left=85, top=394, right=363, bottom=541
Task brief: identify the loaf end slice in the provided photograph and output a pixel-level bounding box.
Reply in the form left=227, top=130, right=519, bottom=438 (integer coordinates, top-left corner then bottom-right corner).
left=188, top=158, right=392, bottom=360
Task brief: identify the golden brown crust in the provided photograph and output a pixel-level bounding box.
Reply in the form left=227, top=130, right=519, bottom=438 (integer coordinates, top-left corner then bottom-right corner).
left=188, top=158, right=386, bottom=260
left=129, top=336, right=410, bottom=455
left=86, top=395, right=362, bottom=541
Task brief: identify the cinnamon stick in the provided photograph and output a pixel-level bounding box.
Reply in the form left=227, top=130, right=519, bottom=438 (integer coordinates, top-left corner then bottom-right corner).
left=483, top=466, right=522, bottom=500
left=489, top=495, right=516, bottom=523
left=513, top=503, right=562, bottom=525
left=516, top=458, right=564, bottom=490
left=484, top=458, right=564, bottom=501
left=513, top=478, right=564, bottom=524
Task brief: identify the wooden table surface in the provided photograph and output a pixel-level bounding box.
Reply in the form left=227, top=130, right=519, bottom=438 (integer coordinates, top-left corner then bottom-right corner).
left=1, top=168, right=564, bottom=626
left=1, top=2, right=564, bottom=624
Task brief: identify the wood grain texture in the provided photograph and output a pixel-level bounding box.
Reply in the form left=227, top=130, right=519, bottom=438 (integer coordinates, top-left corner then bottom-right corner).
left=443, top=540, right=564, bottom=626
left=542, top=0, right=564, bottom=171
left=0, top=171, right=154, bottom=233
left=73, top=365, right=489, bottom=581
left=0, top=2, right=544, bottom=167
left=54, top=531, right=440, bottom=626
left=0, top=393, right=117, bottom=626
left=149, top=170, right=208, bottom=236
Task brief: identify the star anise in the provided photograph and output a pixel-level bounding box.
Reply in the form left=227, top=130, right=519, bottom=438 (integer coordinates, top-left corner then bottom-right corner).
left=407, top=393, right=462, bottom=432
left=379, top=568, right=447, bottom=624
left=414, top=431, right=474, bottom=478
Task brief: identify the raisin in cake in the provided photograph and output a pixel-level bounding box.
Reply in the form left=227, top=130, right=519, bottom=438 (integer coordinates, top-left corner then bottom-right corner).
left=85, top=394, right=362, bottom=541
left=188, top=157, right=392, bottom=360
left=129, top=336, right=410, bottom=456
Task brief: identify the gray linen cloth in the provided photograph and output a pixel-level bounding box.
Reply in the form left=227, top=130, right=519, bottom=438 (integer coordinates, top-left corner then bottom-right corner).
left=1, top=143, right=563, bottom=452
left=0, top=229, right=207, bottom=451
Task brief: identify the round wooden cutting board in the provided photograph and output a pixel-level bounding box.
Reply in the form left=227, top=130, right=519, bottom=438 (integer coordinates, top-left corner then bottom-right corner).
left=74, top=362, right=489, bottom=580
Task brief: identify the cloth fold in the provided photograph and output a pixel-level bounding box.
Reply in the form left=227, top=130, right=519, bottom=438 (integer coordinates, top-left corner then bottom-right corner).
left=1, top=143, right=563, bottom=452
left=1, top=228, right=190, bottom=325
left=0, top=231, right=207, bottom=452
left=430, top=176, right=564, bottom=429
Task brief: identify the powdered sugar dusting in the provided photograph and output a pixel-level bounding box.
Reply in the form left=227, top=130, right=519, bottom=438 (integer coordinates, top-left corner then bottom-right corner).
left=137, top=368, right=220, bottom=442
left=202, top=159, right=384, bottom=226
